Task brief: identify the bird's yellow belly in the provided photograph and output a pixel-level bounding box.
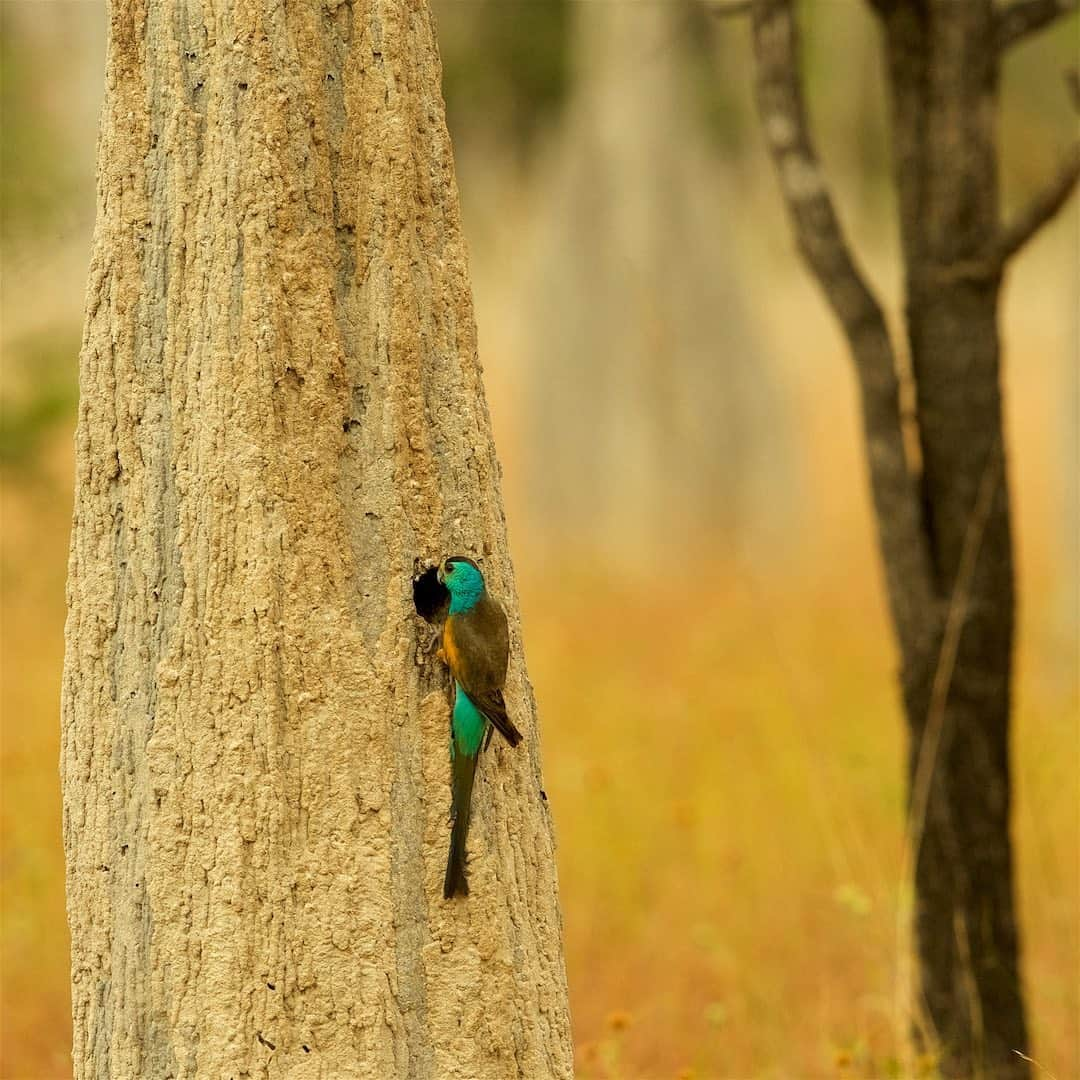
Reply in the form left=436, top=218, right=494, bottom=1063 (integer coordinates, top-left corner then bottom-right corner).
left=442, top=618, right=462, bottom=678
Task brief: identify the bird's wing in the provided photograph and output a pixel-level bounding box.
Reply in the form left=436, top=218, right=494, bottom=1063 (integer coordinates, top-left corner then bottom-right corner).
left=445, top=597, right=522, bottom=747
left=444, top=596, right=508, bottom=691
left=463, top=686, right=522, bottom=748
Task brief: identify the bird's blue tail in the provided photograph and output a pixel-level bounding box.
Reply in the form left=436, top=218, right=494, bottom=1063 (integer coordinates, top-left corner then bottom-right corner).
left=444, top=746, right=477, bottom=898
left=444, top=684, right=486, bottom=899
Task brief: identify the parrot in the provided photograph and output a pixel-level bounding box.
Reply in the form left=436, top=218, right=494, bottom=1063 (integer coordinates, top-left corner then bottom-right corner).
left=436, top=555, right=522, bottom=899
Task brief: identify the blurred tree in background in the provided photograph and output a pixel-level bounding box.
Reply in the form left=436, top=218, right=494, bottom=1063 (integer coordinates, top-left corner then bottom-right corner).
left=1, top=4, right=101, bottom=470
left=517, top=0, right=789, bottom=558
left=749, top=0, right=1078, bottom=1075
left=438, top=0, right=571, bottom=162
left=0, top=25, right=76, bottom=249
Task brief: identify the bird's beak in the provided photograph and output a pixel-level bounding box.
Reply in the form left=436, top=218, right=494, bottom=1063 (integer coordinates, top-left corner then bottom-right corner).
left=436, top=565, right=445, bottom=585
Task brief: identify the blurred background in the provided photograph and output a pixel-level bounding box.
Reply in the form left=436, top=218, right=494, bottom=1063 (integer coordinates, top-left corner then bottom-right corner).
left=1, top=2, right=1076, bottom=1077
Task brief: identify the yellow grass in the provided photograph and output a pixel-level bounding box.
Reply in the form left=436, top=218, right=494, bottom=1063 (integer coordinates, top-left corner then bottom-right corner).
left=521, top=560, right=1077, bottom=1079
left=1, top=439, right=74, bottom=1079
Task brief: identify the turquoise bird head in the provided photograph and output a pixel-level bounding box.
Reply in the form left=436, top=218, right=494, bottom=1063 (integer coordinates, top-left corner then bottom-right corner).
left=438, top=555, right=485, bottom=614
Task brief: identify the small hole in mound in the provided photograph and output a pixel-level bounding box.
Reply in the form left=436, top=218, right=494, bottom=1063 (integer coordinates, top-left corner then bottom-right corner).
left=412, top=564, right=449, bottom=625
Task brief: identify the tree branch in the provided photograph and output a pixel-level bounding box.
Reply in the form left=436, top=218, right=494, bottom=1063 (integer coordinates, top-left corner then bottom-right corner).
left=749, top=0, right=937, bottom=647
left=922, top=70, right=1080, bottom=279
left=995, top=0, right=1078, bottom=51
left=997, top=141, right=1080, bottom=260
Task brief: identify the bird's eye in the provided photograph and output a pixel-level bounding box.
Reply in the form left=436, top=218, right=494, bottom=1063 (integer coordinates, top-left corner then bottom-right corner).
left=443, top=561, right=454, bottom=576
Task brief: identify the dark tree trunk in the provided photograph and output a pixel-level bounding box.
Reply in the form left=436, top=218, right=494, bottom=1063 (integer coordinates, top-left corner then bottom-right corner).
left=750, top=0, right=1079, bottom=1074
left=884, top=4, right=1025, bottom=1072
